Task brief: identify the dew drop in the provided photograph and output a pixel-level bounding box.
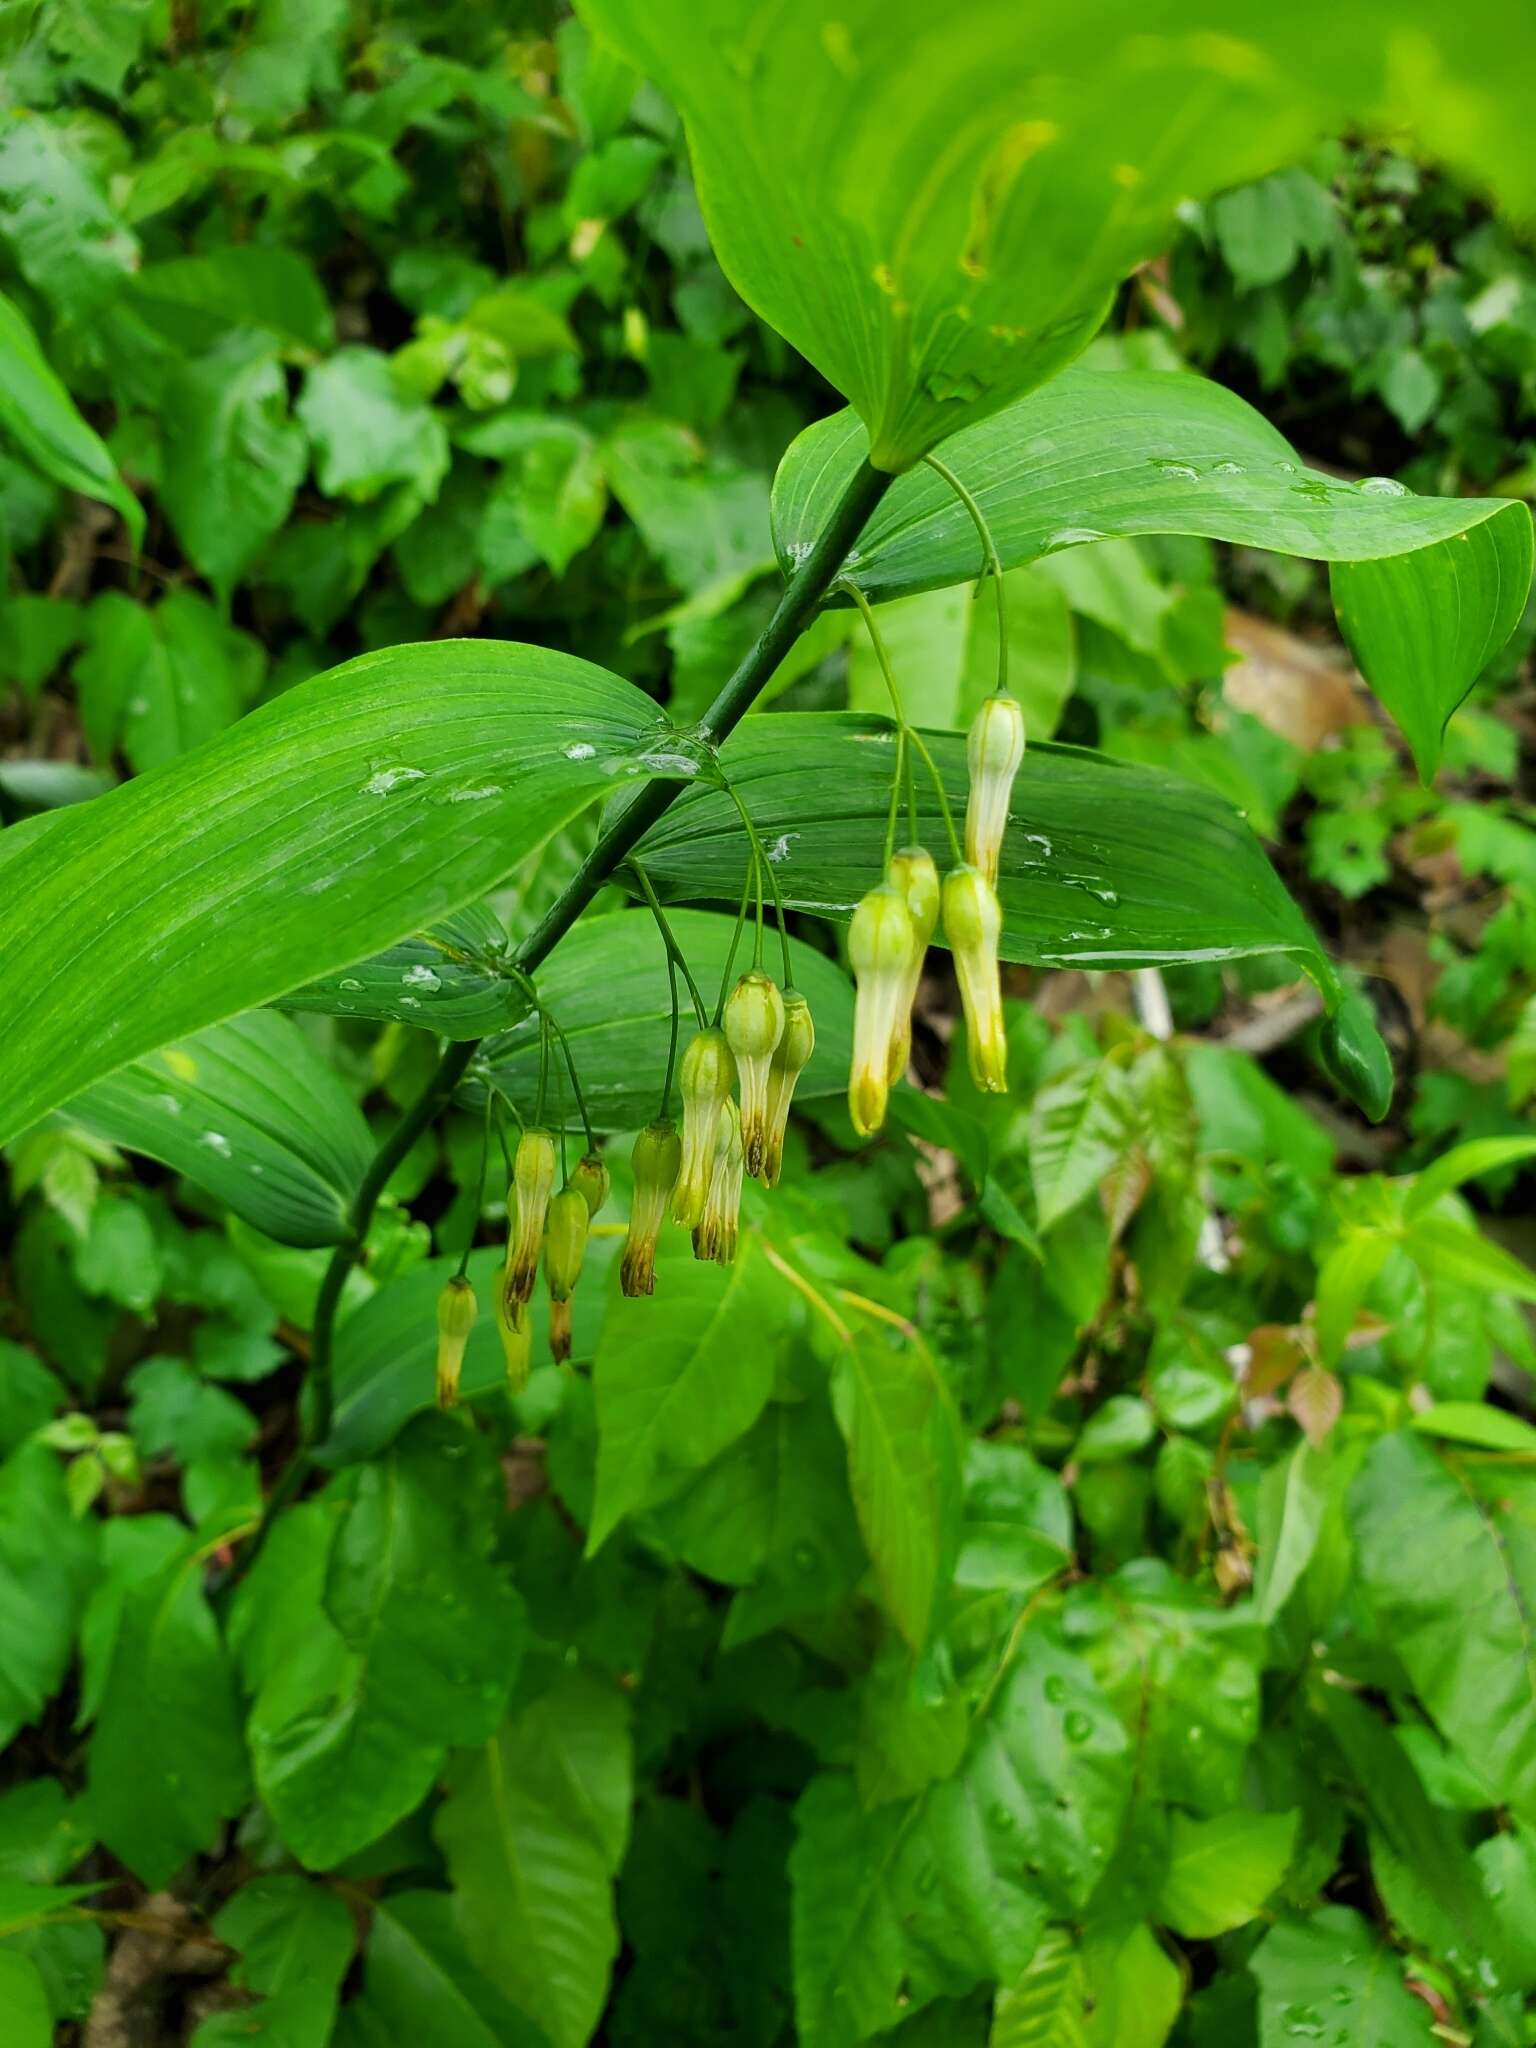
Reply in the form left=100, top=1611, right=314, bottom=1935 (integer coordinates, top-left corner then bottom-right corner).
left=1209, top=459, right=1242, bottom=475
left=1149, top=458, right=1198, bottom=481
left=988, top=1800, right=1016, bottom=1830
left=402, top=964, right=443, bottom=991
left=1064, top=1710, right=1093, bottom=1743
left=360, top=765, right=427, bottom=796
left=445, top=783, right=503, bottom=803
left=1043, top=526, right=1105, bottom=552
left=339, top=978, right=364, bottom=992
left=767, top=832, right=800, bottom=864
left=199, top=1131, right=232, bottom=1157
left=1358, top=474, right=1409, bottom=497
left=1043, top=1674, right=1069, bottom=1705
left=563, top=741, right=597, bottom=761
left=399, top=995, right=422, bottom=1009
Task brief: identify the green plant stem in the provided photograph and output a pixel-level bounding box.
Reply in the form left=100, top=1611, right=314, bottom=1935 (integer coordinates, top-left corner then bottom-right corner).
left=844, top=577, right=962, bottom=863
left=726, top=782, right=792, bottom=984
left=715, top=854, right=756, bottom=1020
left=924, top=451, right=1008, bottom=696
left=628, top=860, right=709, bottom=1026
left=230, top=455, right=891, bottom=1580
left=543, top=1008, right=596, bottom=1154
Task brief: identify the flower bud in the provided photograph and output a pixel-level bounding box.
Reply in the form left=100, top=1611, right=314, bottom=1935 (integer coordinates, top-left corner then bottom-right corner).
left=672, top=1027, right=737, bottom=1226
left=622, top=1118, right=681, bottom=1297
left=570, top=1150, right=610, bottom=1219
left=964, top=692, right=1025, bottom=886
left=942, top=863, right=1008, bottom=1093
left=434, top=1275, right=477, bottom=1409
left=495, top=1283, right=532, bottom=1394
left=692, top=1099, right=744, bottom=1266
left=545, top=1186, right=590, bottom=1363
left=761, top=987, right=815, bottom=1187
left=885, top=845, right=940, bottom=1083
left=724, top=969, right=786, bottom=1180
left=847, top=883, right=917, bottom=1137
left=505, top=1127, right=556, bottom=1306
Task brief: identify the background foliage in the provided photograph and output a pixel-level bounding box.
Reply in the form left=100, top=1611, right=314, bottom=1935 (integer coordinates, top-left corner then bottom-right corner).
left=2, top=4, right=1536, bottom=2045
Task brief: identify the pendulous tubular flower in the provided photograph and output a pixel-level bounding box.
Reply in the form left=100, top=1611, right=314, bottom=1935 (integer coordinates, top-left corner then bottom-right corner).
left=435, top=1274, right=477, bottom=1409
left=847, top=883, right=917, bottom=1138
left=505, top=1127, right=556, bottom=1307
left=544, top=1186, right=590, bottom=1363
left=672, top=1027, right=737, bottom=1226
left=622, top=1118, right=681, bottom=1297
left=885, top=845, right=940, bottom=1083
left=495, top=1284, right=532, bottom=1393
left=725, top=969, right=786, bottom=1180
left=964, top=692, right=1026, bottom=887
left=570, top=1149, right=610, bottom=1219
left=692, top=1098, right=744, bottom=1266
left=760, top=987, right=814, bottom=1188
left=942, top=863, right=1008, bottom=1093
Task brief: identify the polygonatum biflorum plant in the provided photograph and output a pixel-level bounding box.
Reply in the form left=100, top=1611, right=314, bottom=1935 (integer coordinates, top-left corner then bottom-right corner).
left=3, top=2, right=1536, bottom=2045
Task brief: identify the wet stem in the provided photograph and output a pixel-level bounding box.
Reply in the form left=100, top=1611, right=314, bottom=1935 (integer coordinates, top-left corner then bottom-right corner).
left=225, top=453, right=896, bottom=1591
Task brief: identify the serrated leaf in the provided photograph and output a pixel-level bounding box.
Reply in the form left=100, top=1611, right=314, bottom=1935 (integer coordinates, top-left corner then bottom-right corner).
left=1156, top=1808, right=1297, bottom=1937
left=990, top=1928, right=1089, bottom=2048
left=589, top=1235, right=784, bottom=1551
left=1251, top=1907, right=1433, bottom=2047
left=1030, top=1059, right=1139, bottom=1232
left=342, top=1891, right=551, bottom=2048
left=0, top=1443, right=98, bottom=1750
left=436, top=1674, right=632, bottom=2048
left=64, top=1012, right=372, bottom=1249
left=192, top=1876, right=354, bottom=2048
left=0, top=639, right=676, bottom=1149
left=86, top=1543, right=249, bottom=1887
left=160, top=337, right=308, bottom=598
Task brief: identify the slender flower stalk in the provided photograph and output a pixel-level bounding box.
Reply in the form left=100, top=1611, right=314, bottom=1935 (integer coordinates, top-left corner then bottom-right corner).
left=434, top=1274, right=477, bottom=1409
left=847, top=883, right=918, bottom=1137
left=622, top=1118, right=682, bottom=1296
left=724, top=969, right=785, bottom=1180
left=942, top=863, right=1008, bottom=1093
left=884, top=845, right=940, bottom=1082
left=963, top=693, right=1025, bottom=887
left=672, top=1027, right=737, bottom=1225
left=761, top=988, right=815, bottom=1187
left=505, top=1127, right=557, bottom=1307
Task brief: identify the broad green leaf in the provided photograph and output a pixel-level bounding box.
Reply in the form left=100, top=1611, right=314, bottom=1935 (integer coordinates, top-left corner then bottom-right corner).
left=480, top=908, right=855, bottom=1130
left=71, top=588, right=262, bottom=775
left=298, top=346, right=450, bottom=502
left=0, top=1781, right=93, bottom=1885
left=64, top=1013, right=372, bottom=1249
left=0, top=1950, right=50, bottom=2048
left=773, top=372, right=1532, bottom=774
left=342, top=1892, right=551, bottom=2048
left=589, top=1235, right=784, bottom=1551
left=1350, top=1434, right=1536, bottom=1824
left=1156, top=1808, right=1297, bottom=1937
left=236, top=1424, right=524, bottom=1870
left=658, top=1392, right=868, bottom=1648
left=1410, top=1403, right=1536, bottom=1456
left=791, top=1630, right=1128, bottom=2044
left=1254, top=1441, right=1330, bottom=1625
left=955, top=1440, right=1074, bottom=1599
left=0, top=115, right=138, bottom=319
left=0, top=1443, right=98, bottom=1750
left=75, top=1515, right=188, bottom=1726
left=127, top=1357, right=256, bottom=1468
left=0, top=290, right=141, bottom=544
left=1332, top=508, right=1534, bottom=781
left=1313, top=1228, right=1394, bottom=1365
left=1030, top=1059, right=1139, bottom=1232
left=636, top=712, right=1336, bottom=990
left=829, top=1325, right=963, bottom=1651
left=1251, top=1907, right=1433, bottom=2047
left=1080, top=1924, right=1181, bottom=2048
left=1404, top=1138, right=1536, bottom=1220
left=277, top=901, right=532, bottom=1041
left=990, top=1928, right=1089, bottom=2048
left=581, top=2, right=1536, bottom=470
left=131, top=246, right=334, bottom=355
left=160, top=336, right=308, bottom=598
left=1404, top=1215, right=1536, bottom=1305
left=191, top=1876, right=354, bottom=2048
left=436, top=1673, right=632, bottom=2048
left=0, top=639, right=676, bottom=1149
left=87, top=1543, right=249, bottom=1887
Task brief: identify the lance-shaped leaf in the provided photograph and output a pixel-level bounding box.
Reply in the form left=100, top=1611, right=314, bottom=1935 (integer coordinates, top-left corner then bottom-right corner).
left=61, top=1013, right=372, bottom=1249
left=772, top=371, right=1533, bottom=775
left=0, top=287, right=142, bottom=544
left=276, top=902, right=532, bottom=1040
left=580, top=0, right=1536, bottom=471
left=476, top=908, right=854, bottom=1131
left=0, top=639, right=680, bottom=1149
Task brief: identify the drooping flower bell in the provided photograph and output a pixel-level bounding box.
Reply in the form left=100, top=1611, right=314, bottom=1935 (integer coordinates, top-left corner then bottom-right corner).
left=724, top=969, right=785, bottom=1180
left=964, top=692, right=1025, bottom=887
left=847, top=883, right=917, bottom=1137
left=692, top=1098, right=744, bottom=1266
left=505, top=1127, right=557, bottom=1308
left=495, top=1284, right=532, bottom=1394
left=760, top=987, right=814, bottom=1188
left=622, top=1118, right=681, bottom=1297
left=570, top=1149, right=610, bottom=1220
left=544, top=1185, right=590, bottom=1363
left=942, top=863, right=1008, bottom=1093
left=434, top=1274, right=477, bottom=1409
left=885, top=845, right=940, bottom=1084
left=672, top=1027, right=737, bottom=1226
